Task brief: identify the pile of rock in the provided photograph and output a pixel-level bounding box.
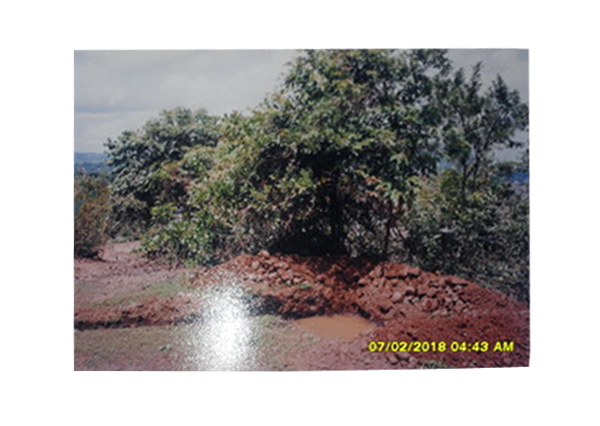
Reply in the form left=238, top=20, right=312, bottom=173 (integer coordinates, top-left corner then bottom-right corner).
left=194, top=250, right=482, bottom=322
left=354, top=263, right=473, bottom=322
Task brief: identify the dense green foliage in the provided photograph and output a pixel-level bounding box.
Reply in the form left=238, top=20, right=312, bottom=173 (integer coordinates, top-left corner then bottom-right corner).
left=74, top=174, right=111, bottom=258
left=404, top=64, right=530, bottom=301
left=405, top=167, right=529, bottom=301
left=102, top=50, right=529, bottom=301
left=105, top=107, right=220, bottom=237
left=224, top=50, right=451, bottom=257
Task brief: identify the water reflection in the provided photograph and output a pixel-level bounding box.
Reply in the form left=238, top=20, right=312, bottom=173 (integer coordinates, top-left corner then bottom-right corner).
left=191, top=282, right=258, bottom=370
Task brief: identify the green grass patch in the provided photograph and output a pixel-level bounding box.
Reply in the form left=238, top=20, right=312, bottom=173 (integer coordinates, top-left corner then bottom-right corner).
left=90, top=276, right=197, bottom=308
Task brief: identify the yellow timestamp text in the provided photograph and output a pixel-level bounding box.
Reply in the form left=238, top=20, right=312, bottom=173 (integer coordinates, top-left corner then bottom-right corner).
left=367, top=340, right=515, bottom=353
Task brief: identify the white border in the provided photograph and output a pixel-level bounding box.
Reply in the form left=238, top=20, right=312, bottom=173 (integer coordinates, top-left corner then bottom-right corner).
left=3, top=1, right=599, bottom=425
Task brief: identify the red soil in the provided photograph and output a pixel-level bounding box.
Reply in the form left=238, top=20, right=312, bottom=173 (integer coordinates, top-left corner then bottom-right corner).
left=75, top=245, right=529, bottom=370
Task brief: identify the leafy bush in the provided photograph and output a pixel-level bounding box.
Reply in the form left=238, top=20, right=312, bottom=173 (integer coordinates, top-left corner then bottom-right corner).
left=405, top=170, right=529, bottom=302
left=106, top=107, right=220, bottom=236
left=140, top=203, right=223, bottom=266
left=74, top=174, right=111, bottom=258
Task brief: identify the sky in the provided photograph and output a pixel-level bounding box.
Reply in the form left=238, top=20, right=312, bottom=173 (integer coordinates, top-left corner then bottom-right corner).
left=74, top=49, right=529, bottom=155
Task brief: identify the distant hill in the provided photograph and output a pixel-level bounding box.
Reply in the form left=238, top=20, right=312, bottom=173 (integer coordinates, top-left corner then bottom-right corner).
left=75, top=152, right=107, bottom=164
left=75, top=152, right=109, bottom=175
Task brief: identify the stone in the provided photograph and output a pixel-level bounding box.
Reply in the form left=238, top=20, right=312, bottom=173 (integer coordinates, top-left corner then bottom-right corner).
left=258, top=250, right=270, bottom=259
left=369, top=265, right=383, bottom=278
left=423, top=298, right=439, bottom=312
left=278, top=269, right=293, bottom=282
left=391, top=291, right=403, bottom=303
left=276, top=261, right=289, bottom=270
left=379, top=302, right=392, bottom=314
left=374, top=278, right=386, bottom=288
left=445, top=276, right=467, bottom=287
left=453, top=300, right=466, bottom=313
left=406, top=266, right=420, bottom=277
left=384, top=263, right=409, bottom=279
left=395, top=351, right=409, bottom=361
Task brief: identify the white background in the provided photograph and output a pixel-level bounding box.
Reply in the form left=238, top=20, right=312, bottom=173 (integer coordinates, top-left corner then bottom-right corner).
left=2, top=1, right=599, bottom=425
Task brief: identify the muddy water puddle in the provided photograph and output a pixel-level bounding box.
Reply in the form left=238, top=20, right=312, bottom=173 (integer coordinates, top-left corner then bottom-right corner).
left=294, top=315, right=375, bottom=341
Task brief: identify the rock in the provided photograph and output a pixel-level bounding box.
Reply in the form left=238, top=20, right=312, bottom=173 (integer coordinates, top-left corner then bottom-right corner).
left=383, top=265, right=398, bottom=278
left=278, top=269, right=293, bottom=282
left=378, top=300, right=392, bottom=314
left=453, top=300, right=466, bottom=313
left=251, top=261, right=260, bottom=270
left=258, top=250, right=270, bottom=259
left=384, top=263, right=409, bottom=279
left=446, top=276, right=468, bottom=287
left=275, top=261, right=289, bottom=270
left=404, top=286, right=416, bottom=296
left=373, top=278, right=385, bottom=288
left=423, top=298, right=439, bottom=312
left=428, top=279, right=440, bottom=288
left=393, top=308, right=406, bottom=318
left=391, top=291, right=403, bottom=303
left=395, top=351, right=409, bottom=361
left=407, top=357, right=419, bottom=369
left=369, top=265, right=383, bottom=279
left=406, top=266, right=420, bottom=277
left=389, top=279, right=400, bottom=287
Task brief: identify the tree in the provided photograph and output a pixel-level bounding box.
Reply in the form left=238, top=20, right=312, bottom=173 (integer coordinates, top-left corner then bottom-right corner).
left=226, top=49, right=452, bottom=258
left=404, top=62, right=529, bottom=301
left=438, top=63, right=528, bottom=195
left=105, top=107, right=220, bottom=236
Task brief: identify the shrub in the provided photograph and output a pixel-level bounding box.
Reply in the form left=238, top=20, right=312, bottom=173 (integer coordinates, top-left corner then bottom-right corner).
left=405, top=171, right=529, bottom=302
left=74, top=174, right=111, bottom=258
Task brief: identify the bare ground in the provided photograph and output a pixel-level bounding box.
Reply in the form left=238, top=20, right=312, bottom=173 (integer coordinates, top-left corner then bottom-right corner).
left=74, top=242, right=529, bottom=370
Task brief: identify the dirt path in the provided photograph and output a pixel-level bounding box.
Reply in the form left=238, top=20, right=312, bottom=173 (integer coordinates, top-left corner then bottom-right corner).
left=74, top=242, right=529, bottom=370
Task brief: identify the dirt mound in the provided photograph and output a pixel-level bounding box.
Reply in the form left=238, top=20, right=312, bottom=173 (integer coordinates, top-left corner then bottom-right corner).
left=193, top=250, right=525, bottom=323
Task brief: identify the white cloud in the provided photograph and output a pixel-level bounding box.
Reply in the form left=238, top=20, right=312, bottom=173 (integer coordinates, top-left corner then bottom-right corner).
left=75, top=50, right=297, bottom=152
left=447, top=49, right=528, bottom=102
left=75, top=49, right=528, bottom=153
